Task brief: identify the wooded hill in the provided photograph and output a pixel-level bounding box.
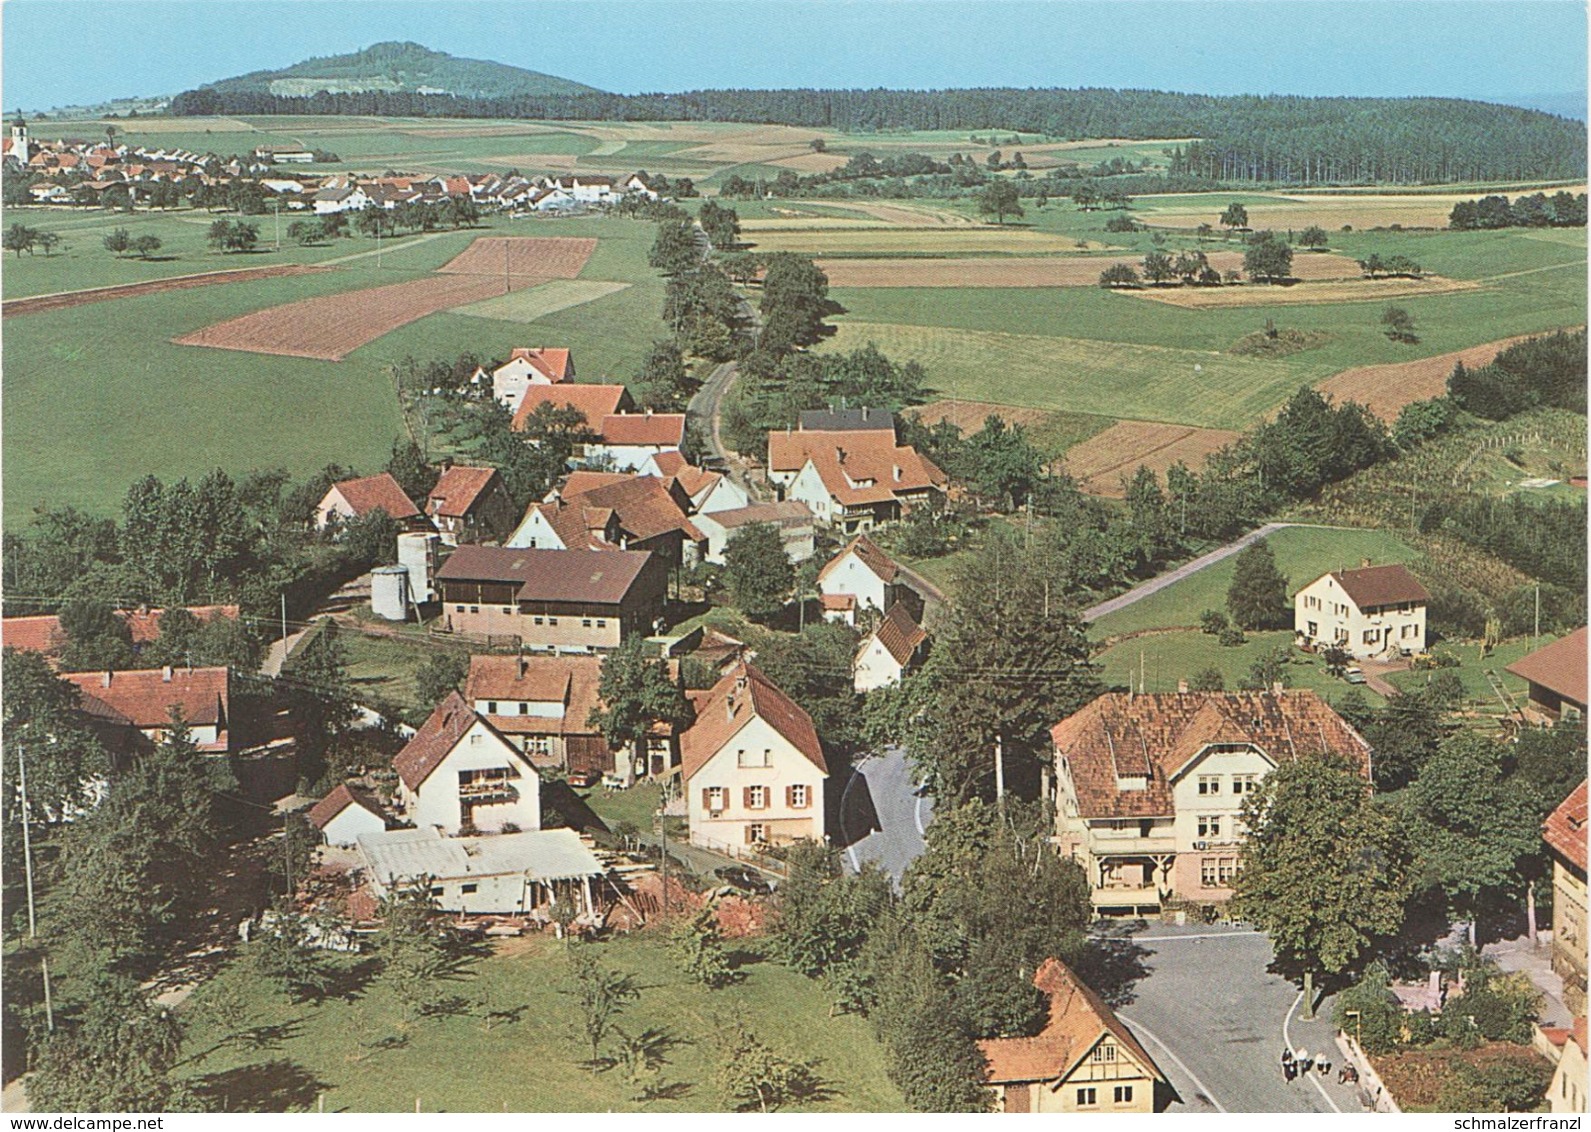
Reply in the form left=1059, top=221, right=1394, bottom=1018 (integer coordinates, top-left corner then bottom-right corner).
left=196, top=41, right=601, bottom=100
left=169, top=84, right=1588, bottom=184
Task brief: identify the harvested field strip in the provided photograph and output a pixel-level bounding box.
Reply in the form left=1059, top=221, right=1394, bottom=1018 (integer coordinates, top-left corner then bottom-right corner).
left=436, top=236, right=596, bottom=280
left=452, top=279, right=631, bottom=323
left=1128, top=275, right=1479, bottom=308
left=745, top=227, right=1111, bottom=255
left=819, top=250, right=1361, bottom=288
left=2, top=264, right=334, bottom=318
left=173, top=274, right=516, bottom=361
left=911, top=399, right=1113, bottom=456
left=820, top=321, right=1308, bottom=429
left=1314, top=328, right=1584, bottom=421
left=1060, top=421, right=1242, bottom=497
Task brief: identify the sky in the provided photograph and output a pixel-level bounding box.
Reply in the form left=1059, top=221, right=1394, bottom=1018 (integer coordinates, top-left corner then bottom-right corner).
left=2, top=0, right=1586, bottom=111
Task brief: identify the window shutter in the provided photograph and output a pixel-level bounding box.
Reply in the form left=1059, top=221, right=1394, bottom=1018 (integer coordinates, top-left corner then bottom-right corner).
left=785, top=785, right=795, bottom=808
left=743, top=786, right=754, bottom=809
left=744, top=823, right=756, bottom=844
left=702, top=788, right=712, bottom=811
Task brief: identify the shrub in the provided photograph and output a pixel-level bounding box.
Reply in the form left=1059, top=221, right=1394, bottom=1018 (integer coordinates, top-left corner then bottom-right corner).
left=1188, top=666, right=1225, bottom=692
left=1332, top=964, right=1403, bottom=1055
left=1217, top=626, right=1248, bottom=648
left=1200, top=609, right=1229, bottom=635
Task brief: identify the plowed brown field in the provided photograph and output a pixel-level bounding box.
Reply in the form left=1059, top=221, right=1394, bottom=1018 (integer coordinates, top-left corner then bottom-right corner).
left=819, top=250, right=1361, bottom=288
left=173, top=238, right=596, bottom=361
left=1062, top=420, right=1241, bottom=497
left=1314, top=330, right=1582, bottom=420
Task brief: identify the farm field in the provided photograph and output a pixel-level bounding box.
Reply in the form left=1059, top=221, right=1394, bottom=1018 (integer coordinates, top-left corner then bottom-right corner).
left=3, top=215, right=667, bottom=524
left=746, top=226, right=1112, bottom=255
left=452, top=279, right=632, bottom=322
left=909, top=399, right=1112, bottom=458
left=1088, top=525, right=1422, bottom=640
left=817, top=250, right=1361, bottom=287
left=1061, top=421, right=1242, bottom=495
left=1127, top=274, right=1478, bottom=309
left=176, top=931, right=903, bottom=1112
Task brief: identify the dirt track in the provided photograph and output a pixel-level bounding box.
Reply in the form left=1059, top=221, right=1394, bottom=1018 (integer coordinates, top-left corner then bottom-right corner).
left=2, top=264, right=335, bottom=319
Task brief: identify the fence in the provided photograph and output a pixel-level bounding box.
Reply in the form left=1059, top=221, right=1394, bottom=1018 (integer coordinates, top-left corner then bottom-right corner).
left=1335, top=1032, right=1402, bottom=1114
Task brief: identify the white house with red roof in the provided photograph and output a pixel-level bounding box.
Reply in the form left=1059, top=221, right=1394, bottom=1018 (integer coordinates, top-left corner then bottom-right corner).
left=307, top=782, right=389, bottom=847
left=585, top=412, right=688, bottom=472
left=853, top=603, right=929, bottom=692
left=816, top=534, right=921, bottom=625
left=639, top=451, right=750, bottom=515
left=481, top=347, right=575, bottom=414
left=1544, top=781, right=1588, bottom=1016
left=1294, top=560, right=1429, bottom=659
left=392, top=692, right=541, bottom=836
left=682, top=662, right=828, bottom=854
left=62, top=666, right=232, bottom=754
left=316, top=473, right=422, bottom=530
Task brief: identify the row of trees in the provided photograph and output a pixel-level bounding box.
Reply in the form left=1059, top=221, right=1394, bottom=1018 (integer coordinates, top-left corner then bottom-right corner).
left=171, top=85, right=1588, bottom=184
left=4, top=223, right=61, bottom=256
left=1449, top=192, right=1588, bottom=230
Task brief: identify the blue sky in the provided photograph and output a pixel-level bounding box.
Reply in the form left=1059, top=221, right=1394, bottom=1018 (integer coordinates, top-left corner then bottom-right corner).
left=3, top=1, right=1586, bottom=111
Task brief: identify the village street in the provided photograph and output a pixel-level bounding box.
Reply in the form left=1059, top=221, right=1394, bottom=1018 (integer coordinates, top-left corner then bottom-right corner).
left=838, top=745, right=933, bottom=883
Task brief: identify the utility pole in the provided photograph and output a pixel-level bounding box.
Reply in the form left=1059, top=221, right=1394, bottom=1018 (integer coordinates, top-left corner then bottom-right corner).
left=281, top=592, right=288, bottom=648
left=1534, top=583, right=1541, bottom=650
left=656, top=793, right=668, bottom=923
left=994, top=733, right=1005, bottom=806
left=18, top=746, right=54, bottom=1031
left=273, top=199, right=281, bottom=252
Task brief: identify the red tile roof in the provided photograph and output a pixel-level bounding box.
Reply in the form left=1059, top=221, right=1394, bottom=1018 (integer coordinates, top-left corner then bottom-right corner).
left=511, top=384, right=630, bottom=432
left=329, top=473, right=421, bottom=521
left=3, top=604, right=239, bottom=659
left=393, top=691, right=488, bottom=790
left=560, top=471, right=632, bottom=497
left=436, top=545, right=655, bottom=605
left=120, top=604, right=241, bottom=646
left=521, top=501, right=621, bottom=551
left=1325, top=563, right=1431, bottom=609
left=465, top=654, right=607, bottom=739
left=817, top=534, right=901, bottom=586
left=559, top=474, right=704, bottom=543
left=1544, top=780, right=1588, bottom=874
left=599, top=413, right=687, bottom=447
left=427, top=465, right=501, bottom=519
left=820, top=593, right=856, bottom=612
left=307, top=782, right=386, bottom=830
left=979, top=958, right=1166, bottom=1086
left=1051, top=691, right=1371, bottom=820
left=1507, top=628, right=1588, bottom=709
left=871, top=602, right=928, bottom=667
left=681, top=662, right=826, bottom=780
left=504, top=347, right=572, bottom=382
left=768, top=430, right=947, bottom=507
left=60, top=666, right=230, bottom=750
left=708, top=501, right=813, bottom=530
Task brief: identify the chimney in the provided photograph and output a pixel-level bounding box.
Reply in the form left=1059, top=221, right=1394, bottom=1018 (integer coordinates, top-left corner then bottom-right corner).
left=103, top=670, right=113, bottom=688
left=862, top=407, right=870, bottom=421
left=162, top=665, right=173, bottom=682
left=894, top=465, right=902, bottom=482
left=518, top=655, right=528, bottom=678
left=725, top=694, right=736, bottom=721
left=1177, top=679, right=1189, bottom=694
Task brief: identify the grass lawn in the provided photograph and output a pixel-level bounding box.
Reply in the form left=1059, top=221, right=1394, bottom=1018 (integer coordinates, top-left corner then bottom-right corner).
left=338, top=624, right=475, bottom=724
left=1384, top=636, right=1540, bottom=705
left=581, top=780, right=665, bottom=835
left=1092, top=628, right=1387, bottom=706
left=1088, top=526, right=1421, bottom=639
left=176, top=931, right=903, bottom=1112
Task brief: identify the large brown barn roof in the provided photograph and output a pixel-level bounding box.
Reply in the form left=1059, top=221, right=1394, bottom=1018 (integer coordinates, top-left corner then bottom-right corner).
left=1506, top=628, right=1588, bottom=708
left=436, top=545, right=654, bottom=605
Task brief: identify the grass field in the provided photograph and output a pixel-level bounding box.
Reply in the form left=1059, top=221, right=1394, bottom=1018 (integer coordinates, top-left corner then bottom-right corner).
left=1093, top=628, right=1388, bottom=704
left=3, top=214, right=667, bottom=524
left=452, top=279, right=632, bottom=322
left=1088, top=526, right=1422, bottom=639
left=176, top=931, right=903, bottom=1112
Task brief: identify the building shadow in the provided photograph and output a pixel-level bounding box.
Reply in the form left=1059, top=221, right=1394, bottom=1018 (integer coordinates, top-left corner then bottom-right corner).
left=190, top=1059, right=329, bottom=1112
left=832, top=766, right=880, bottom=850
left=1073, top=921, right=1156, bottom=1008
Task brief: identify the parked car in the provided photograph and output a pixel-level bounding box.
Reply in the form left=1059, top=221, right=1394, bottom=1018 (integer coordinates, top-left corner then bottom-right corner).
left=1344, top=667, right=1367, bottom=685
left=600, top=773, right=629, bottom=791
left=714, top=865, right=775, bottom=895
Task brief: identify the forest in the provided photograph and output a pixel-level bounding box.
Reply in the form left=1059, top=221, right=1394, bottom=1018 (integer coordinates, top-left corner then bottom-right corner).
left=167, top=86, right=1588, bottom=185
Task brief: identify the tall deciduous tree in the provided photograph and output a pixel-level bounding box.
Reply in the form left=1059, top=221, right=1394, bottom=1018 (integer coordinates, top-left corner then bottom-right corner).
left=588, top=636, right=692, bottom=776
left=977, top=180, right=1023, bottom=225
left=1220, top=202, right=1249, bottom=231
left=1233, top=753, right=1410, bottom=1017
left=564, top=949, right=639, bottom=1065
left=722, top=522, right=793, bottom=621
left=1243, top=230, right=1294, bottom=282
left=27, top=971, right=191, bottom=1112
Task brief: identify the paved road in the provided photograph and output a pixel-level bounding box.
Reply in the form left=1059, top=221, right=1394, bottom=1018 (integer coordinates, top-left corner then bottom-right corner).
left=1082, top=522, right=1355, bottom=625
left=687, top=359, right=758, bottom=496
left=836, top=746, right=932, bottom=883
left=1112, top=925, right=1368, bottom=1113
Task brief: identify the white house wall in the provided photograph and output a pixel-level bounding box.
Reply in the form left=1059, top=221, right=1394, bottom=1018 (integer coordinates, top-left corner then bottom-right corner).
left=404, top=720, right=542, bottom=835
left=686, top=714, right=825, bottom=852
left=321, top=806, right=386, bottom=848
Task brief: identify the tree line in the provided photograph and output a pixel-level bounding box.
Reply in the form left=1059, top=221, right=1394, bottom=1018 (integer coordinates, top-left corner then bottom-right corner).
left=1449, top=192, right=1588, bottom=230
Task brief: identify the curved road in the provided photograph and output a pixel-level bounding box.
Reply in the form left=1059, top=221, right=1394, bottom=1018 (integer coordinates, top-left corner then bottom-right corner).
left=1082, top=521, right=1354, bottom=624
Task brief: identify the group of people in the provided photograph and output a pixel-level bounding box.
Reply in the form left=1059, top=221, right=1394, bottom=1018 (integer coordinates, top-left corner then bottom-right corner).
left=1280, top=1046, right=1333, bottom=1082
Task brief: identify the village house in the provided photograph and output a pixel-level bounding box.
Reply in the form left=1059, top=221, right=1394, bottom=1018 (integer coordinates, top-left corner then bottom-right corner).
left=980, top=958, right=1169, bottom=1113
left=475, top=347, right=575, bottom=414
left=816, top=534, right=925, bottom=626
left=852, top=602, right=930, bottom=693
left=254, top=146, right=315, bottom=164
left=357, top=825, right=606, bottom=917
left=550, top=173, right=620, bottom=205
left=1544, top=1019, right=1588, bottom=1114
left=315, top=472, right=423, bottom=530
left=639, top=450, right=750, bottom=515
left=694, top=501, right=817, bottom=566
left=620, top=171, right=659, bottom=199
left=312, top=182, right=370, bottom=214
left=507, top=472, right=703, bottom=574
left=510, top=383, right=633, bottom=435
left=392, top=691, right=541, bottom=835
left=768, top=425, right=947, bottom=534
left=435, top=545, right=667, bottom=652
left=307, top=782, right=389, bottom=848
left=1507, top=628, right=1587, bottom=725
left=464, top=653, right=678, bottom=778
left=1544, top=781, right=1588, bottom=1016
left=682, top=662, right=828, bottom=855
left=3, top=603, right=240, bottom=663
left=426, top=464, right=516, bottom=546
left=1051, top=689, right=1371, bottom=915
left=587, top=412, right=689, bottom=472
left=62, top=665, right=232, bottom=756
left=1293, top=561, right=1429, bottom=660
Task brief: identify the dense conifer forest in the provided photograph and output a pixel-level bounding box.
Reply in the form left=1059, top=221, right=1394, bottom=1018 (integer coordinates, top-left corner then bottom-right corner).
left=170, top=85, right=1588, bottom=184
